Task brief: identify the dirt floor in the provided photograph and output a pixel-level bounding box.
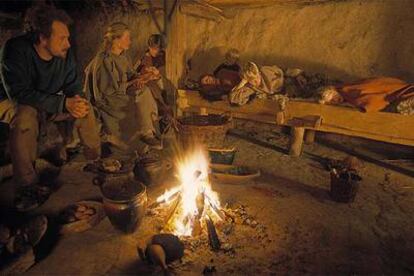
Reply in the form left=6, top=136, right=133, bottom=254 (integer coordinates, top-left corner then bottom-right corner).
left=0, top=120, right=414, bottom=275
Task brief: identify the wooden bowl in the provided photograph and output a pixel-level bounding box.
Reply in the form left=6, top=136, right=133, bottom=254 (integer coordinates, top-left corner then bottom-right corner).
left=59, top=201, right=106, bottom=234
left=208, top=147, right=236, bottom=165
left=209, top=164, right=260, bottom=185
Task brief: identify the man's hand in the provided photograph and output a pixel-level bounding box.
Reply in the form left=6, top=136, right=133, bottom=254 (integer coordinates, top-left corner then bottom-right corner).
left=65, top=95, right=90, bottom=118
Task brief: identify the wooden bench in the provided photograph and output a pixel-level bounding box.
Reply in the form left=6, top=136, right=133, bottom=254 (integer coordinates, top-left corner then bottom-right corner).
left=177, top=89, right=414, bottom=156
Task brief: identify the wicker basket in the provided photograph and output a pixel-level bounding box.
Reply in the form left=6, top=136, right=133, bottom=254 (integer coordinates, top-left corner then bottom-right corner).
left=177, top=114, right=232, bottom=148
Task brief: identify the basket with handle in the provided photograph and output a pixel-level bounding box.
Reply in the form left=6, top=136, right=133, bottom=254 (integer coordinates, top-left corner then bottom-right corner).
left=177, top=113, right=233, bottom=148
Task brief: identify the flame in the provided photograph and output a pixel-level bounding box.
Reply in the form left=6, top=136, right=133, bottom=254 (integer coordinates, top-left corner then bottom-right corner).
left=157, top=146, right=222, bottom=236
left=156, top=186, right=180, bottom=204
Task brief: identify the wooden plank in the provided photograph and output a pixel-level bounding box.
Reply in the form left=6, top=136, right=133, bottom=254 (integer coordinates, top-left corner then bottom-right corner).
left=286, top=115, right=321, bottom=128
left=178, top=90, right=414, bottom=147
left=179, top=90, right=282, bottom=124
left=285, top=101, right=414, bottom=146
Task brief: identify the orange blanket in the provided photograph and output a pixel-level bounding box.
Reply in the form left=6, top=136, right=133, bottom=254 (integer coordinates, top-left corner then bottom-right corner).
left=337, top=77, right=414, bottom=112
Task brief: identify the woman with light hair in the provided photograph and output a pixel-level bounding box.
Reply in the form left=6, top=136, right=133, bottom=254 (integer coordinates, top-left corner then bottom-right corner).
left=229, top=61, right=285, bottom=105
left=84, top=22, right=137, bottom=154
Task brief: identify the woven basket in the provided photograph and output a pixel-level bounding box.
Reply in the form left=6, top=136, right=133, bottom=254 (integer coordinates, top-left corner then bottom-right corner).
left=178, top=114, right=232, bottom=148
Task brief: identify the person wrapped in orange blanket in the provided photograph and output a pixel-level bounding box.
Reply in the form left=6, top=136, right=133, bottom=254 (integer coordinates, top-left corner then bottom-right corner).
left=318, top=77, right=414, bottom=114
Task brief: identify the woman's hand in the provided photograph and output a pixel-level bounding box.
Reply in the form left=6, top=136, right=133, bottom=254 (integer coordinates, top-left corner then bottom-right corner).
left=134, top=80, right=145, bottom=89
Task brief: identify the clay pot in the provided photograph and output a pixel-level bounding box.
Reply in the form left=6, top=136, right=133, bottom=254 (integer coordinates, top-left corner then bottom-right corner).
left=134, top=157, right=172, bottom=186
left=94, top=174, right=147, bottom=233
left=330, top=170, right=362, bottom=203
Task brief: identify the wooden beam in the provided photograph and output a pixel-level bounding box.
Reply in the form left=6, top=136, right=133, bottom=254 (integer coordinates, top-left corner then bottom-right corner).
left=180, top=2, right=225, bottom=22
left=132, top=0, right=164, bottom=9
left=205, top=0, right=335, bottom=7
left=0, top=12, right=20, bottom=21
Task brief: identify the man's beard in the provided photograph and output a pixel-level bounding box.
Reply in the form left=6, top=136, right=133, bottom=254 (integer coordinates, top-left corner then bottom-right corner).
left=58, top=50, right=68, bottom=59
left=46, top=45, right=68, bottom=59
left=55, top=49, right=68, bottom=59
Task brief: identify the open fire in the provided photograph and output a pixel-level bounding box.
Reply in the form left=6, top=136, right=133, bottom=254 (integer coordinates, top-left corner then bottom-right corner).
left=156, top=147, right=223, bottom=237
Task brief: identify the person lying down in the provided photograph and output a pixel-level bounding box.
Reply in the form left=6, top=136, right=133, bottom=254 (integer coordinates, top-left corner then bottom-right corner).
left=198, top=49, right=241, bottom=101
left=228, top=62, right=414, bottom=115
left=229, top=61, right=289, bottom=109
left=318, top=77, right=414, bottom=115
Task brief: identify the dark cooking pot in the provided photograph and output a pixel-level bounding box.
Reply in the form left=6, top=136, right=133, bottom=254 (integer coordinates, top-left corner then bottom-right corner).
left=134, top=156, right=172, bottom=186
left=93, top=173, right=147, bottom=233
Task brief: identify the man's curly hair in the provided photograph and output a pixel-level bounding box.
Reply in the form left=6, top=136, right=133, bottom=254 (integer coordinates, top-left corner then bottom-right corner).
left=24, top=4, right=73, bottom=44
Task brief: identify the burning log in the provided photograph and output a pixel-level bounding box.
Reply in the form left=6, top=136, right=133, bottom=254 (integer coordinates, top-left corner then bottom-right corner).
left=196, top=192, right=205, bottom=217
left=150, top=188, right=181, bottom=209
left=163, top=193, right=182, bottom=230
left=205, top=215, right=221, bottom=251
left=204, top=194, right=228, bottom=222
left=221, top=209, right=235, bottom=223
left=156, top=148, right=223, bottom=237
left=193, top=170, right=202, bottom=180
left=191, top=219, right=202, bottom=237
left=192, top=192, right=205, bottom=236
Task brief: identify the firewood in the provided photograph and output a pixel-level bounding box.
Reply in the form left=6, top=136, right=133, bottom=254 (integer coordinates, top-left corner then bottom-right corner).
left=205, top=215, right=221, bottom=251
left=149, top=189, right=180, bottom=209
left=204, top=194, right=227, bottom=221
left=163, top=194, right=182, bottom=229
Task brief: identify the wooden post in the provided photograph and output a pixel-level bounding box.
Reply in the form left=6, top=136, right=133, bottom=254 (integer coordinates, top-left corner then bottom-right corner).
left=289, top=127, right=305, bottom=156
left=176, top=90, right=188, bottom=117
left=304, top=129, right=316, bottom=144
left=165, top=2, right=187, bottom=115
left=275, top=111, right=285, bottom=125
left=199, top=107, right=208, bottom=115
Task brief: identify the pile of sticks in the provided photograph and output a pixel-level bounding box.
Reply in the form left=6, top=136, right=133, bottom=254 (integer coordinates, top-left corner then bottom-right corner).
left=151, top=181, right=229, bottom=250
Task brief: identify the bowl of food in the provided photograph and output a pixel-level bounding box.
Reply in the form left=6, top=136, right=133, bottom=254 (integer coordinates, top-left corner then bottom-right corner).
left=208, top=147, right=236, bottom=165
left=59, top=201, right=106, bottom=234
left=209, top=164, right=260, bottom=184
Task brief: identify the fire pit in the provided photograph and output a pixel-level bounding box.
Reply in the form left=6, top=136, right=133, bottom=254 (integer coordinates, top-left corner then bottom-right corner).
left=156, top=147, right=225, bottom=238
left=140, top=145, right=274, bottom=275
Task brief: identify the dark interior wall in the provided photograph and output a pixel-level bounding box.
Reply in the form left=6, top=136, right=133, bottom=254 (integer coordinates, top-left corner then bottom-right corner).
left=0, top=5, right=163, bottom=79
left=184, top=0, right=414, bottom=82
left=2, top=0, right=413, bottom=83
left=72, top=10, right=163, bottom=77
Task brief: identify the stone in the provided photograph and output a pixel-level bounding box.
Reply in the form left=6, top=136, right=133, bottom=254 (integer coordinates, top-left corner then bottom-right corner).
left=221, top=243, right=233, bottom=252
left=146, top=209, right=159, bottom=216
left=222, top=223, right=233, bottom=235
